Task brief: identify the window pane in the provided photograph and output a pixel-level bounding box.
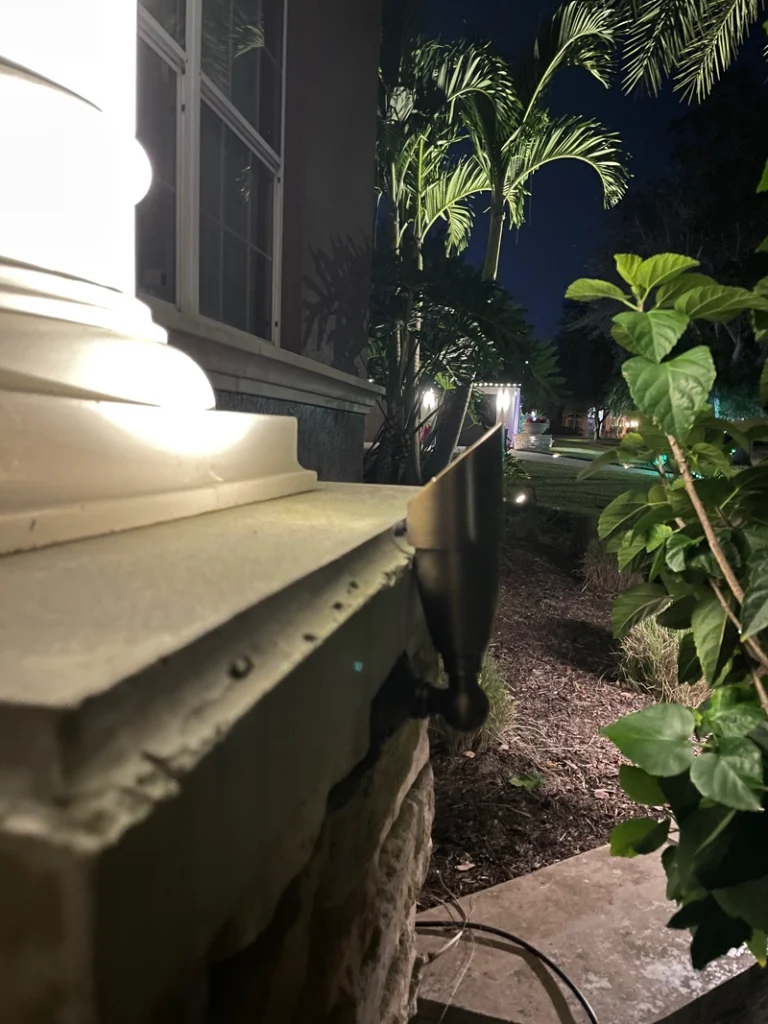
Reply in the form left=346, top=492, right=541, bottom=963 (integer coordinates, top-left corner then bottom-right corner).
left=249, top=250, right=272, bottom=340
left=223, top=130, right=249, bottom=240
left=201, top=0, right=283, bottom=151
left=140, top=0, right=186, bottom=47
left=250, top=160, right=273, bottom=256
left=223, top=233, right=248, bottom=332
left=136, top=39, right=177, bottom=303
left=199, top=101, right=276, bottom=340
left=199, top=215, right=222, bottom=320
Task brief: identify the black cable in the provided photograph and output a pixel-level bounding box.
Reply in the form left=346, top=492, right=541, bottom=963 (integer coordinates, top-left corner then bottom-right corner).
left=416, top=920, right=600, bottom=1024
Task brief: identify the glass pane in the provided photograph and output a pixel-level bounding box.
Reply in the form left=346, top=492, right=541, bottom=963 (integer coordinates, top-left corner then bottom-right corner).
left=202, top=0, right=283, bottom=151
left=261, top=0, right=283, bottom=64
left=249, top=250, right=272, bottom=340
left=258, top=51, right=281, bottom=151
left=223, top=130, right=249, bottom=240
left=250, top=160, right=273, bottom=255
left=199, top=214, right=222, bottom=320
left=136, top=39, right=177, bottom=302
left=223, top=233, right=248, bottom=331
left=140, top=0, right=186, bottom=47
left=200, top=102, right=222, bottom=217
left=199, top=102, right=275, bottom=339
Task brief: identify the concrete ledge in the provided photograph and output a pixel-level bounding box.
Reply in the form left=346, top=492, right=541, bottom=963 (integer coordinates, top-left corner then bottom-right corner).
left=416, top=845, right=768, bottom=1024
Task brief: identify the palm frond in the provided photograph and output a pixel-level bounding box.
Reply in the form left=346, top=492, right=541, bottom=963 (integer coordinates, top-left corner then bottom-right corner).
left=420, top=158, right=488, bottom=251
left=621, top=0, right=698, bottom=95
left=674, top=0, right=765, bottom=101
left=618, top=0, right=766, bottom=99
left=503, top=115, right=629, bottom=222
left=519, top=1, right=620, bottom=120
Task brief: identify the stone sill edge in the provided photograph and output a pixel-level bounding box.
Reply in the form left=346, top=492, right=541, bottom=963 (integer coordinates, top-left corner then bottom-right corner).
left=144, top=295, right=384, bottom=413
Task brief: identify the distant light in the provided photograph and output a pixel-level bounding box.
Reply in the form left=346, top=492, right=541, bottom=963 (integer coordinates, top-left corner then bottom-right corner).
left=514, top=492, right=527, bottom=505
left=353, top=661, right=364, bottom=673
left=496, top=389, right=511, bottom=413
left=422, top=388, right=437, bottom=413
left=552, top=453, right=561, bottom=459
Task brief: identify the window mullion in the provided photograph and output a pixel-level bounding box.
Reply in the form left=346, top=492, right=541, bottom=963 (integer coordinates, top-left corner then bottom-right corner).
left=179, top=0, right=202, bottom=313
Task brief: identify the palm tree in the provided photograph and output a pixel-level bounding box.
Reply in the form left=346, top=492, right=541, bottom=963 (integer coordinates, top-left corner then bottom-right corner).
left=422, top=2, right=629, bottom=473
left=616, top=0, right=767, bottom=101
left=462, top=1, right=629, bottom=283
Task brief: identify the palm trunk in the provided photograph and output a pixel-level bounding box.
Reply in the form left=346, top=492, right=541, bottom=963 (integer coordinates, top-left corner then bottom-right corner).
left=423, top=384, right=472, bottom=479
left=483, top=192, right=505, bottom=283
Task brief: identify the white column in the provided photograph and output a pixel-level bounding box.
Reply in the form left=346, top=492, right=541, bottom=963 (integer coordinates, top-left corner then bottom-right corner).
left=0, top=1, right=317, bottom=555
left=0, top=0, right=214, bottom=406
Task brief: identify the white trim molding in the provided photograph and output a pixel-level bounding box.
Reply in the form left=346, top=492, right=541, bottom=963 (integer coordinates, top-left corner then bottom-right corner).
left=146, top=297, right=384, bottom=415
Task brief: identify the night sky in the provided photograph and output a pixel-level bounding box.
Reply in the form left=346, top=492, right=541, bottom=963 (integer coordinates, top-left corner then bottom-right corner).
left=426, top=0, right=765, bottom=339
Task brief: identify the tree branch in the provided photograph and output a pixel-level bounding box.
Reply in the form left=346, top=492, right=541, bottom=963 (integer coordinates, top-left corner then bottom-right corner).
left=667, top=435, right=745, bottom=603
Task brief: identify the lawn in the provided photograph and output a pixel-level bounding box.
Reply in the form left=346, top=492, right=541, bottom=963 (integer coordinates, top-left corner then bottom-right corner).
left=521, top=456, right=651, bottom=516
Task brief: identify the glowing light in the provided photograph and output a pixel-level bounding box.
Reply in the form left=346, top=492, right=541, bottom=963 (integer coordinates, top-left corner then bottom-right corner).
left=552, top=453, right=561, bottom=458
left=131, top=140, right=153, bottom=204
left=98, top=403, right=254, bottom=457
left=422, top=388, right=438, bottom=413
left=496, top=389, right=511, bottom=414
left=514, top=492, right=527, bottom=505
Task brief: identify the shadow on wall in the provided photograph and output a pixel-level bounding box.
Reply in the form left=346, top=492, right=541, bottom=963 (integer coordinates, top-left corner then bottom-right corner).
left=302, top=234, right=372, bottom=377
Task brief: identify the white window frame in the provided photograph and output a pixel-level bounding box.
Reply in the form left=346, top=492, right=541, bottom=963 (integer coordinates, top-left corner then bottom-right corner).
left=137, top=0, right=286, bottom=346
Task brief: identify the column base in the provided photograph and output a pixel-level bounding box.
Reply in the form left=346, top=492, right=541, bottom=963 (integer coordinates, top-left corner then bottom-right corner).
left=0, top=390, right=317, bottom=554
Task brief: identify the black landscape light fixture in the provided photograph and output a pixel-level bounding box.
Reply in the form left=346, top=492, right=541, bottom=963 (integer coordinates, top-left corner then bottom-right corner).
left=408, top=425, right=504, bottom=733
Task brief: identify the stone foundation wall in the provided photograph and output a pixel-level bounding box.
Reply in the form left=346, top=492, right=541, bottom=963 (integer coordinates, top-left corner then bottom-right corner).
left=215, top=389, right=364, bottom=482
left=205, top=722, right=433, bottom=1024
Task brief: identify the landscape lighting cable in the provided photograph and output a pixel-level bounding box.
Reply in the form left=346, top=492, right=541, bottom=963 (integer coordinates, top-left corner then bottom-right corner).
left=416, top=919, right=600, bottom=1024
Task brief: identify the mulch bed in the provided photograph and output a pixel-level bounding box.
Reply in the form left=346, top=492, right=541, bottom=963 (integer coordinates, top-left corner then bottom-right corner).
left=420, top=534, right=649, bottom=909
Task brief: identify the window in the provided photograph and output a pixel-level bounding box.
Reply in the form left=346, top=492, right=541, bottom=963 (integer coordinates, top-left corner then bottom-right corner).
left=136, top=39, right=178, bottom=302
left=136, top=0, right=284, bottom=342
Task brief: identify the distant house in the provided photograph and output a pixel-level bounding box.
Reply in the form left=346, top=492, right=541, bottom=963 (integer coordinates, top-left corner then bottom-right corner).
left=136, top=0, right=383, bottom=480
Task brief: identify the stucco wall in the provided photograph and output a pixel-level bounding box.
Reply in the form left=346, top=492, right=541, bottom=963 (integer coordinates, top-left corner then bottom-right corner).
left=280, top=0, right=382, bottom=376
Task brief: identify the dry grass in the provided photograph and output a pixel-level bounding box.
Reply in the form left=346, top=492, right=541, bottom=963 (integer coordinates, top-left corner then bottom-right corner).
left=580, top=538, right=642, bottom=597
left=619, top=618, right=710, bottom=707
left=431, top=653, right=514, bottom=754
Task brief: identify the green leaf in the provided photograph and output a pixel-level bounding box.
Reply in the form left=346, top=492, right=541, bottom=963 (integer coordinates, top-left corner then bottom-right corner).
left=759, top=159, right=768, bottom=193
left=677, top=632, right=702, bottom=684
left=611, top=583, right=671, bottom=638
left=613, top=310, right=689, bottom=363
left=623, top=347, right=716, bottom=439
left=618, top=765, right=667, bottom=806
left=508, top=771, right=545, bottom=791
left=761, top=362, right=768, bottom=405
left=576, top=448, right=618, bottom=479
left=646, top=523, right=673, bottom=552
left=565, top=278, right=630, bottom=304
left=635, top=253, right=699, bottom=295
left=610, top=817, right=670, bottom=858
left=602, top=704, right=695, bottom=776
left=657, top=593, right=697, bottom=630
left=691, top=592, right=727, bottom=685
left=675, top=285, right=768, bottom=324
left=669, top=896, right=751, bottom=969
left=748, top=929, right=768, bottom=966
left=708, top=704, right=765, bottom=739
left=597, top=490, right=649, bottom=541
left=665, top=534, right=696, bottom=573
left=614, top=253, right=643, bottom=289
left=617, top=534, right=645, bottom=571
left=715, top=880, right=768, bottom=933
left=656, top=273, right=717, bottom=308
left=758, top=238, right=768, bottom=257
left=662, top=844, right=682, bottom=900
left=690, top=737, right=764, bottom=812
left=742, top=554, right=768, bottom=640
